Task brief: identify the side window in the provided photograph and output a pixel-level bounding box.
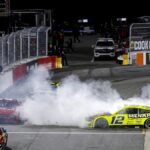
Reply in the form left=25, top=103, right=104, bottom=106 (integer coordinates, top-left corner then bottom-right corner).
left=126, top=108, right=138, bottom=114
left=117, top=109, right=127, bottom=114
left=116, top=108, right=138, bottom=114
left=139, top=109, right=150, bottom=114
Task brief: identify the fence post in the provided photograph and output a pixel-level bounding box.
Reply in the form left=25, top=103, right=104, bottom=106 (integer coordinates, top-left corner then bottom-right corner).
left=2, top=38, right=4, bottom=66
left=7, top=36, right=10, bottom=64
left=28, top=29, right=31, bottom=58
left=20, top=32, right=22, bottom=60
left=14, top=34, right=16, bottom=62
left=46, top=27, right=51, bottom=56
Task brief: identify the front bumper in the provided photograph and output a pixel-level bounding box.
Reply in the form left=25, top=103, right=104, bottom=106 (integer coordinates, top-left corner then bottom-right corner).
left=94, top=52, right=115, bottom=58
left=0, top=117, right=20, bottom=124
left=87, top=120, right=94, bottom=128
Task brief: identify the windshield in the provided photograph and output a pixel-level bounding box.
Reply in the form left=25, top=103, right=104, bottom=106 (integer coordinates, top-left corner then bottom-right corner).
left=96, top=41, right=114, bottom=47
left=0, top=100, right=19, bottom=108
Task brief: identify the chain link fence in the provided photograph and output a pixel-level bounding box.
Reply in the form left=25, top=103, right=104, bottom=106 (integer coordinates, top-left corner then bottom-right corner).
left=0, top=26, right=51, bottom=68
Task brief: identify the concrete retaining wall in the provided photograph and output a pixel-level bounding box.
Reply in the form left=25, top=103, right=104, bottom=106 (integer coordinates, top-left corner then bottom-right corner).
left=0, top=71, right=13, bottom=93
left=52, top=65, right=150, bottom=80
left=0, top=56, right=62, bottom=94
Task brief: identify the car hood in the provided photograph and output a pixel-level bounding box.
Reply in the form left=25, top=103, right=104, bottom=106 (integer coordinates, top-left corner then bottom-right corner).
left=100, top=112, right=111, bottom=116
left=87, top=112, right=111, bottom=121
left=95, top=46, right=114, bottom=49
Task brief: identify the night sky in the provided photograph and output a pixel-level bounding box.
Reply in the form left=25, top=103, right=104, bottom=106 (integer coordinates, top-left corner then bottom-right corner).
left=0, top=0, right=150, bottom=32
left=10, top=0, right=150, bottom=21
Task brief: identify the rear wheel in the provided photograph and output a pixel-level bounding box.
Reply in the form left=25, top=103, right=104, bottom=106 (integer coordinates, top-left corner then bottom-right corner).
left=4, top=137, right=7, bottom=147
left=144, top=119, right=150, bottom=128
left=94, top=118, right=109, bottom=128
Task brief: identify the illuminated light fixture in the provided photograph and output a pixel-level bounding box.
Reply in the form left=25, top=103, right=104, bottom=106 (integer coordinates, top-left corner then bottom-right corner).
left=117, top=18, right=127, bottom=21
left=83, top=19, right=88, bottom=23
left=121, top=18, right=127, bottom=21
left=78, top=19, right=82, bottom=23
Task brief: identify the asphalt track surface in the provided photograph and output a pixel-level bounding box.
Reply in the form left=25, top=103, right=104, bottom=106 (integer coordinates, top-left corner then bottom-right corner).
left=2, top=125, right=145, bottom=150
left=1, top=34, right=150, bottom=150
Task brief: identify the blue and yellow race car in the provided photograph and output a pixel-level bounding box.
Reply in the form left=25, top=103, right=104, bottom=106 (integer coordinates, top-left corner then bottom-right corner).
left=87, top=105, right=150, bottom=128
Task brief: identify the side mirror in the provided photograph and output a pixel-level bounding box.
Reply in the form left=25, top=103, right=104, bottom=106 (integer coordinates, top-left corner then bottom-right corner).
left=91, top=45, right=95, bottom=48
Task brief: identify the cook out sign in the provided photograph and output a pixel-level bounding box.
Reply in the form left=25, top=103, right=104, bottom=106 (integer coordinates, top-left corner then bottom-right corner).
left=133, top=41, right=150, bottom=50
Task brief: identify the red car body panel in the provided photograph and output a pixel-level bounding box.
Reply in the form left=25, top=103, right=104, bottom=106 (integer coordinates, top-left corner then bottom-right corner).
left=0, top=99, right=21, bottom=124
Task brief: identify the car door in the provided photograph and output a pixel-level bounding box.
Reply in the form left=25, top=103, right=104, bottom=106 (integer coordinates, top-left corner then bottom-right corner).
left=110, top=108, right=128, bottom=126
left=110, top=108, right=139, bottom=126
left=138, top=108, right=150, bottom=125
left=126, top=108, right=139, bottom=125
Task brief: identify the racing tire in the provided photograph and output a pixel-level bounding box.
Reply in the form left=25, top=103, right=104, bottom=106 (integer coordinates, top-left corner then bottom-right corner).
left=3, top=135, right=8, bottom=147
left=94, top=118, right=109, bottom=128
left=144, top=119, right=150, bottom=128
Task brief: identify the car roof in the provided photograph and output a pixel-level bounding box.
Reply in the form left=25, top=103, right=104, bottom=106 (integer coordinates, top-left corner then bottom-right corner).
left=113, top=105, right=150, bottom=114
left=123, top=105, right=150, bottom=109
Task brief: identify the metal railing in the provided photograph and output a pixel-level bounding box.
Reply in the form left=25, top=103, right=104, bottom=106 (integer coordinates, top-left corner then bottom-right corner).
left=0, top=26, right=51, bottom=68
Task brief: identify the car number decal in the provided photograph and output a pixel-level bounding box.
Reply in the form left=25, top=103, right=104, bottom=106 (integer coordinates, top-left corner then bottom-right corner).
left=111, top=116, right=125, bottom=124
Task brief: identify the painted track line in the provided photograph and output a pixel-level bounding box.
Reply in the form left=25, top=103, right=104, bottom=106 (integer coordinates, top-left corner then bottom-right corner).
left=8, top=131, right=144, bottom=135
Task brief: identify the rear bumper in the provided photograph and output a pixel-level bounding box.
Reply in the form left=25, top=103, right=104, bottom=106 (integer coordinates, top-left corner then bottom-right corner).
left=0, top=117, right=20, bottom=124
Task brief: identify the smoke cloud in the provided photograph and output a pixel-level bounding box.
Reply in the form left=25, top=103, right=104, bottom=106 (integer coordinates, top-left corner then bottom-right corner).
left=16, top=66, right=150, bottom=127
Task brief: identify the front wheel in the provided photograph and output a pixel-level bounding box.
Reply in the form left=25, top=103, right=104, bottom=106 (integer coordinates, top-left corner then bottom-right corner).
left=144, top=119, right=150, bottom=128
left=94, top=118, right=109, bottom=128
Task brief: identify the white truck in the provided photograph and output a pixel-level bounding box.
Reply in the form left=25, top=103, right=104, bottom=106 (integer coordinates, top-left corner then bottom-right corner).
left=92, top=38, right=115, bottom=60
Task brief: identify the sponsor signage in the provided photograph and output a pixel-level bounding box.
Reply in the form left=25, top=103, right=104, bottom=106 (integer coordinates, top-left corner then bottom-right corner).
left=128, top=113, right=150, bottom=118
left=130, top=40, right=150, bottom=51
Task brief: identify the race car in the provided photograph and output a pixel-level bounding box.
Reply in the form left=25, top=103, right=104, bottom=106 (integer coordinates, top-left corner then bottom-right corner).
left=50, top=82, right=61, bottom=88
left=0, top=99, right=21, bottom=124
left=87, top=105, right=150, bottom=128
left=0, top=128, right=8, bottom=150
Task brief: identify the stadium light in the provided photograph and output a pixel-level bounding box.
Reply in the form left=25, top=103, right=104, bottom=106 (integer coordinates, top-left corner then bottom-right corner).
left=83, top=19, right=88, bottom=23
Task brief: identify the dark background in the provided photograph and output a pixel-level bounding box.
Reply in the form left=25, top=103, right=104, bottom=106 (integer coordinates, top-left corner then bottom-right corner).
left=10, top=0, right=150, bottom=21
left=0, top=0, right=150, bottom=33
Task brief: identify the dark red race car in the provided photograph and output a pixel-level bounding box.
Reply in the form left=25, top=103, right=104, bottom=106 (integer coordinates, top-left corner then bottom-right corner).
left=0, top=99, right=21, bottom=124
left=0, top=128, right=8, bottom=150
